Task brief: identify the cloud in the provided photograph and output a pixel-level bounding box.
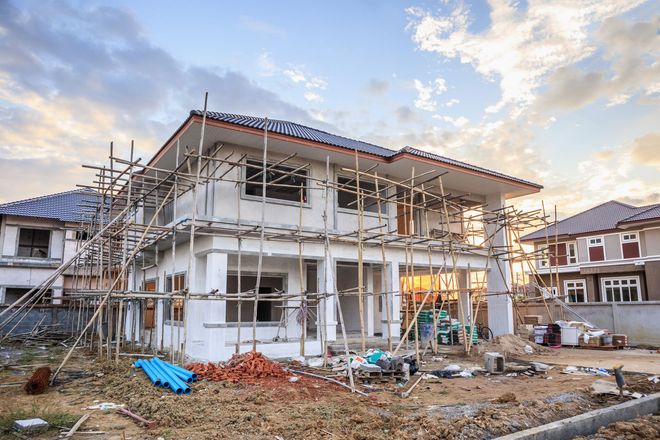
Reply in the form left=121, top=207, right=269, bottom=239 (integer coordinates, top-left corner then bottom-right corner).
left=432, top=114, right=469, bottom=127
left=394, top=105, right=416, bottom=123
left=631, top=133, right=660, bottom=168
left=538, top=16, right=660, bottom=111
left=445, top=98, right=460, bottom=107
left=238, top=16, right=285, bottom=37
left=366, top=78, right=389, bottom=95
left=304, top=91, right=323, bottom=103
left=413, top=77, right=447, bottom=111
left=406, top=1, right=646, bottom=115
left=0, top=0, right=322, bottom=202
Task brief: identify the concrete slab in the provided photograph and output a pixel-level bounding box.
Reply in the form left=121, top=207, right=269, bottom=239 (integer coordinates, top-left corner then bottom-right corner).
left=496, top=392, right=660, bottom=440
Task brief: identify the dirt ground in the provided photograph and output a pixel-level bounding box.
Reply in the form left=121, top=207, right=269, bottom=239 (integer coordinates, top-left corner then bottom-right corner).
left=528, top=347, right=660, bottom=375
left=0, top=342, right=658, bottom=440
left=574, top=414, right=660, bottom=439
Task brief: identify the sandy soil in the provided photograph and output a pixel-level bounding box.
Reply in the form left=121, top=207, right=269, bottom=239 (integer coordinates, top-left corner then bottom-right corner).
left=1, top=342, right=657, bottom=440
left=528, top=347, right=660, bottom=375
left=574, top=413, right=660, bottom=439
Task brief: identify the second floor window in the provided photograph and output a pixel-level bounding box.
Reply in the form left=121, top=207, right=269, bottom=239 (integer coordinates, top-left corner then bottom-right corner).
left=587, top=236, right=605, bottom=262
left=244, top=159, right=308, bottom=204
left=621, top=232, right=640, bottom=259
left=337, top=176, right=383, bottom=213
left=17, top=228, right=50, bottom=258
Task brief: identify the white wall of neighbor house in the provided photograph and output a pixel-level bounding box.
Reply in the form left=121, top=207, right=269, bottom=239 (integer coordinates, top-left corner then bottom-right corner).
left=0, top=215, right=68, bottom=304
left=644, top=228, right=660, bottom=255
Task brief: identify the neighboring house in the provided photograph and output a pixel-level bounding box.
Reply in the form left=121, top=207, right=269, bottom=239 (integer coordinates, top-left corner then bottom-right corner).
left=0, top=190, right=96, bottom=305
left=124, top=110, right=542, bottom=361
left=520, top=201, right=660, bottom=304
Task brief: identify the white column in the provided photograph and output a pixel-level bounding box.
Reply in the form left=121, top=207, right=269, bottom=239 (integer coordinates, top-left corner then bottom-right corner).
left=202, top=251, right=228, bottom=360
left=319, top=258, right=337, bottom=341
left=382, top=260, right=401, bottom=340
left=366, top=265, right=375, bottom=337
left=457, top=270, right=472, bottom=325
left=485, top=193, right=514, bottom=336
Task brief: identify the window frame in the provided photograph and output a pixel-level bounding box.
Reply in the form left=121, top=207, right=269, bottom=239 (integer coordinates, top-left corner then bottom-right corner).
left=242, top=158, right=310, bottom=207
left=567, top=242, right=578, bottom=265
left=600, top=276, right=641, bottom=302
left=620, top=232, right=640, bottom=260
left=335, top=174, right=387, bottom=216
left=586, top=235, right=606, bottom=262
left=563, top=279, right=587, bottom=303
left=16, top=227, right=51, bottom=259
left=164, top=272, right=187, bottom=322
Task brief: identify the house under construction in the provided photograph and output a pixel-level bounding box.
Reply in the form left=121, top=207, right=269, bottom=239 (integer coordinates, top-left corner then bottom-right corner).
left=2, top=101, right=563, bottom=378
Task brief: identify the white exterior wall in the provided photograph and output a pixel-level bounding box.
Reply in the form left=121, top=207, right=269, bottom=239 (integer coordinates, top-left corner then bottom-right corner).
left=0, top=215, right=74, bottom=304
left=127, top=140, right=521, bottom=361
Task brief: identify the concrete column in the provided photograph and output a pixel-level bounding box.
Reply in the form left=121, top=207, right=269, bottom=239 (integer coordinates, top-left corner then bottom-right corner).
left=366, top=265, right=375, bottom=337
left=202, top=252, right=228, bottom=360
left=382, top=261, right=401, bottom=340
left=485, top=193, right=514, bottom=336
left=457, top=269, right=472, bottom=325
left=319, top=258, right=337, bottom=341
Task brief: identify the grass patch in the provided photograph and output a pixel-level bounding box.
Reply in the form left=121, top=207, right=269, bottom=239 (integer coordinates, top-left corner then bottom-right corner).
left=0, top=404, right=79, bottom=438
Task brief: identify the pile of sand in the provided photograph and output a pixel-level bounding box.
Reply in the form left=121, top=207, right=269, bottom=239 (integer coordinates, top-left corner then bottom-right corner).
left=476, top=333, right=551, bottom=358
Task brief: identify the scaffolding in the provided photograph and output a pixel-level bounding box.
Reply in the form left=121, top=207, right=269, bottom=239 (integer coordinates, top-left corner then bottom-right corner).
left=0, top=94, right=577, bottom=390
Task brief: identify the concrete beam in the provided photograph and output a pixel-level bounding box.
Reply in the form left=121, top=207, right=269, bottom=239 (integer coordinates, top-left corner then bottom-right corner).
left=497, top=393, right=660, bottom=440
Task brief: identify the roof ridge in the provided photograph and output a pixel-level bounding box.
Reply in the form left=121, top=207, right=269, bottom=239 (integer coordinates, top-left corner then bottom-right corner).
left=620, top=203, right=660, bottom=222
left=0, top=188, right=91, bottom=208
left=193, top=110, right=395, bottom=153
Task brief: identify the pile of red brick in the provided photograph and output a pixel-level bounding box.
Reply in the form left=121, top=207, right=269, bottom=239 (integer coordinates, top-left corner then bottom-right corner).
left=186, top=351, right=289, bottom=383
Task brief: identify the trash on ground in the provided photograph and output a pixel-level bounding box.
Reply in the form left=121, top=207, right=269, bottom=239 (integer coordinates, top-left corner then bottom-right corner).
left=13, top=418, right=48, bottom=432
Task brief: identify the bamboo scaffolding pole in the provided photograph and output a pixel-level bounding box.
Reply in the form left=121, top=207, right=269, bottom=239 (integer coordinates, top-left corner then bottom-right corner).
left=251, top=118, right=269, bottom=351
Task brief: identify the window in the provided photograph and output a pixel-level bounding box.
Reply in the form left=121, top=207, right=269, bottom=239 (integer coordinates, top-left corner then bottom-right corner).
left=17, top=228, right=50, bottom=258
left=539, top=248, right=550, bottom=268
left=244, top=159, right=308, bottom=203
left=564, top=280, right=587, bottom=303
left=601, top=277, right=641, bottom=302
left=337, top=176, right=384, bottom=214
left=75, top=230, right=90, bottom=241
left=3, top=288, right=52, bottom=305
left=165, top=273, right=186, bottom=321
left=587, top=236, right=605, bottom=262
left=621, top=232, right=640, bottom=259
left=567, top=242, right=578, bottom=264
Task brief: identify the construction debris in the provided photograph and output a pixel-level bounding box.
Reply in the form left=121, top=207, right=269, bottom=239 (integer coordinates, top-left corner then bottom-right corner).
left=118, top=407, right=157, bottom=429
left=13, top=418, right=48, bottom=432
left=24, top=366, right=51, bottom=395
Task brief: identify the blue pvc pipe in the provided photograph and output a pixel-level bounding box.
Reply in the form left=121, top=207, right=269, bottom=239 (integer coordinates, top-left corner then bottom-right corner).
left=135, top=359, right=163, bottom=388
left=148, top=360, right=190, bottom=394
left=153, top=358, right=196, bottom=384
left=142, top=360, right=168, bottom=388
left=158, top=359, right=197, bottom=382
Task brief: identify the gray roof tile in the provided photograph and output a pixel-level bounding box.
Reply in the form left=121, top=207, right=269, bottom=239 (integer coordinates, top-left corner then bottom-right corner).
left=0, top=189, right=99, bottom=223
left=191, top=110, right=542, bottom=189
left=521, top=200, right=660, bottom=241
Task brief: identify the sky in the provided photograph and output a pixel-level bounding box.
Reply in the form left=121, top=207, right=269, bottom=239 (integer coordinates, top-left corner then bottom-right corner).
left=0, top=0, right=658, bottom=218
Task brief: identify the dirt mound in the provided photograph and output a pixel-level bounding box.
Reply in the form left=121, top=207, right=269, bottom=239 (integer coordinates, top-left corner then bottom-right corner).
left=574, top=414, right=660, bottom=440
left=186, top=351, right=289, bottom=383
left=477, top=333, right=550, bottom=358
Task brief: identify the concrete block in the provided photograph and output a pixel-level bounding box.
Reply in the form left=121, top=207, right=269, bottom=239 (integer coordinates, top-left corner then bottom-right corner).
left=13, top=418, right=49, bottom=431
left=496, top=392, right=660, bottom=440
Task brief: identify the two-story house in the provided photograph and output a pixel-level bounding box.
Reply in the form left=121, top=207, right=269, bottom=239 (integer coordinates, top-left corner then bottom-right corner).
left=0, top=189, right=96, bottom=305
left=520, top=201, right=660, bottom=303
left=119, top=110, right=543, bottom=361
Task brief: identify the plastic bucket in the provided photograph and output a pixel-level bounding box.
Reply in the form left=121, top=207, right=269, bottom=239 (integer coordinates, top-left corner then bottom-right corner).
left=419, top=322, right=434, bottom=342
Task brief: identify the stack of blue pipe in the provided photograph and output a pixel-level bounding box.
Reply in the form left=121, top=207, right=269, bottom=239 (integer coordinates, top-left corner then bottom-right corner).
left=135, top=357, right=197, bottom=395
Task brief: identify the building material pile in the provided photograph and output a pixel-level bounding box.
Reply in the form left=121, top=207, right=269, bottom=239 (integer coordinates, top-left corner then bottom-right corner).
left=24, top=366, right=51, bottom=395
left=186, top=351, right=289, bottom=383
